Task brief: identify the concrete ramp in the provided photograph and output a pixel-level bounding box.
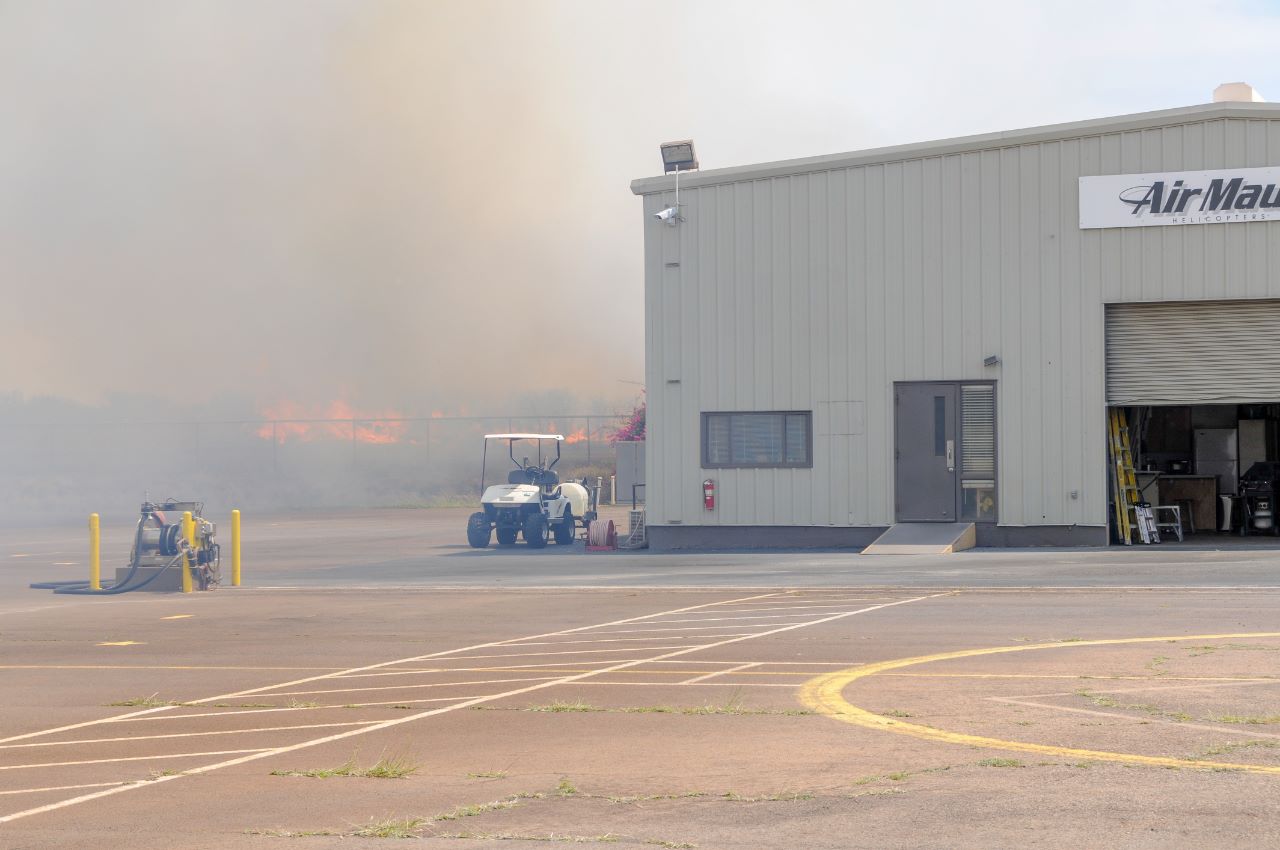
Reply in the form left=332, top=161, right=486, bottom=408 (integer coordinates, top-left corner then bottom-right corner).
left=862, top=522, right=976, bottom=555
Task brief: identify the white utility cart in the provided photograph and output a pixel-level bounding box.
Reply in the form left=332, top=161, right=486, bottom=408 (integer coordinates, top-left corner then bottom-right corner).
left=466, top=433, right=598, bottom=548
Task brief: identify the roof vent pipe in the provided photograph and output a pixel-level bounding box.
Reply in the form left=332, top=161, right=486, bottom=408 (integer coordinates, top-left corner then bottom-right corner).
left=1213, top=82, right=1265, bottom=103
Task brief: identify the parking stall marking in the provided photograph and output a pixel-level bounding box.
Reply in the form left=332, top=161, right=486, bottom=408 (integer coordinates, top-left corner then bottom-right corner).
left=680, top=662, right=763, bottom=685
left=0, top=591, right=785, bottom=749
left=0, top=782, right=128, bottom=798
left=0, top=590, right=945, bottom=825
left=0, top=722, right=381, bottom=750
left=0, top=749, right=271, bottom=773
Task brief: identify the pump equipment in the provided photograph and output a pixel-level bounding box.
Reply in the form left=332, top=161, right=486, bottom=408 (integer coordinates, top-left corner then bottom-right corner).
left=32, top=499, right=221, bottom=594
left=131, top=500, right=221, bottom=589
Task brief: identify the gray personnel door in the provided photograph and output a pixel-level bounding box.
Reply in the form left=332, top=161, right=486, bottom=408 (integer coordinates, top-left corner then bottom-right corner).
left=894, top=383, right=958, bottom=522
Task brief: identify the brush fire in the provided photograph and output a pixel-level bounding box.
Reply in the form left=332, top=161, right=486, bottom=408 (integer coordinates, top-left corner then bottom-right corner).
left=255, top=401, right=410, bottom=445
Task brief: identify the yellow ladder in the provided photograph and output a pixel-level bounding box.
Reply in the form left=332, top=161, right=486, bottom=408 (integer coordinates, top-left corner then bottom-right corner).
left=1108, top=408, right=1143, bottom=544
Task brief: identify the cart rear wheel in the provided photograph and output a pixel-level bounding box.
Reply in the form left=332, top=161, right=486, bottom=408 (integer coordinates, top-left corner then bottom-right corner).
left=554, top=509, right=575, bottom=545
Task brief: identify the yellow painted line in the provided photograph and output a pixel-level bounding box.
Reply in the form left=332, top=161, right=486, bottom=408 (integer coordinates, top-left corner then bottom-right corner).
left=96, top=642, right=144, bottom=647
left=799, top=632, right=1280, bottom=776
left=160, top=615, right=194, bottom=620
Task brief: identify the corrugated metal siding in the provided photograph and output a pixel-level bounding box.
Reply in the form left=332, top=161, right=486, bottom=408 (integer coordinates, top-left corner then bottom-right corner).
left=641, top=117, right=1280, bottom=529
left=1106, top=300, right=1280, bottom=405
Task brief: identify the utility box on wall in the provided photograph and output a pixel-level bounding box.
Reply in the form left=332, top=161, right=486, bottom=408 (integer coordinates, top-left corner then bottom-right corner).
left=616, top=441, right=645, bottom=504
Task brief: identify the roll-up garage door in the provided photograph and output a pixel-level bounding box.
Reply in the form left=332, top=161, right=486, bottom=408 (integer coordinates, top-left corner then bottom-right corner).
left=1106, top=299, right=1280, bottom=405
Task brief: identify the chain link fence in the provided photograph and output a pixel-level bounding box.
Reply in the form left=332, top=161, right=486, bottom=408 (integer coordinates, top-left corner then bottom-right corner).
left=0, top=414, right=629, bottom=525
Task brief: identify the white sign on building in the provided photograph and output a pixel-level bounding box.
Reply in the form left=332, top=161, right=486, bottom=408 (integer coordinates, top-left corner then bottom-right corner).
left=1080, top=166, right=1280, bottom=229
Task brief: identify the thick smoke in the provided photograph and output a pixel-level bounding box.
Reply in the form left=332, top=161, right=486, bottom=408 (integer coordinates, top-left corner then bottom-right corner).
left=0, top=1, right=652, bottom=411
left=5, top=1, right=1280, bottom=522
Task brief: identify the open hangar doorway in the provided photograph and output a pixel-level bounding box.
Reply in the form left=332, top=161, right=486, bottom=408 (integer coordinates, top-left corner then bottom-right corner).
left=1106, top=299, right=1280, bottom=545
left=1109, top=403, right=1280, bottom=543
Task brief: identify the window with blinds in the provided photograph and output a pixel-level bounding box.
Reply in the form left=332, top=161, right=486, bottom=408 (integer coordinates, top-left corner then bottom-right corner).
left=702, top=412, right=812, bottom=468
left=960, top=384, right=997, bottom=521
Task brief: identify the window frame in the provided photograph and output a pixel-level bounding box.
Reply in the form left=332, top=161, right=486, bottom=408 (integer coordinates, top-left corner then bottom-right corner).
left=700, top=411, right=814, bottom=469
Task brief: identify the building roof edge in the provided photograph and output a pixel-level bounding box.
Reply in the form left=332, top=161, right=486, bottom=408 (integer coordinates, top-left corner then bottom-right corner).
left=630, top=102, right=1280, bottom=195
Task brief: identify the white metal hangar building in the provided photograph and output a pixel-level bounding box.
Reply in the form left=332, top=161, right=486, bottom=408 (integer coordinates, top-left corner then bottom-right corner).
left=631, top=87, right=1280, bottom=550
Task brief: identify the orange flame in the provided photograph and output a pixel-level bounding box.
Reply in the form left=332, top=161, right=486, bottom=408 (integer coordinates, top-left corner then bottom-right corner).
left=257, top=400, right=409, bottom=445
left=564, top=428, right=588, bottom=444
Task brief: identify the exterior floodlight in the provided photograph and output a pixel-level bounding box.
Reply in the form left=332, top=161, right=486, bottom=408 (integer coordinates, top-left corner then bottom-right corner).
left=656, top=139, right=698, bottom=227
left=660, top=139, right=699, bottom=174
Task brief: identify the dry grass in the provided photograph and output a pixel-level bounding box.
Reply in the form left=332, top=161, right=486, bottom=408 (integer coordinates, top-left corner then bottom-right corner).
left=270, top=752, right=418, bottom=779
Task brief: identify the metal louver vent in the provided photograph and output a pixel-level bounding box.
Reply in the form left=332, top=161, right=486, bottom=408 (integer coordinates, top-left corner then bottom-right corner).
left=1106, top=300, right=1280, bottom=406
left=961, top=385, right=995, bottom=478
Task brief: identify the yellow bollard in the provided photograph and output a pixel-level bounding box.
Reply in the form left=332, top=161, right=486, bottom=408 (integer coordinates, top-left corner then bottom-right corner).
left=89, top=513, right=101, bottom=591
left=231, top=509, right=241, bottom=587
left=181, top=511, right=194, bottom=594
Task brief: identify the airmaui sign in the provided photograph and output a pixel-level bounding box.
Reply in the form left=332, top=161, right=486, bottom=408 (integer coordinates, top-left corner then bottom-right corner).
left=1079, top=166, right=1280, bottom=229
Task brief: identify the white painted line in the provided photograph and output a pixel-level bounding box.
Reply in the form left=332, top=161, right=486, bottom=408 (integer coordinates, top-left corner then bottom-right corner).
left=679, top=662, right=763, bottom=685
left=250, top=676, right=563, bottom=698
left=574, top=623, right=807, bottom=635
left=0, top=665, right=345, bottom=672
left=0, top=782, right=128, bottom=798
left=438, top=646, right=702, bottom=661
left=633, top=613, right=827, bottom=624
left=702, top=603, right=893, bottom=613
left=0, top=591, right=943, bottom=825
left=574, top=680, right=798, bottom=688
left=0, top=591, right=784, bottom=746
left=0, top=722, right=378, bottom=750
left=989, top=697, right=1280, bottom=740
left=497, top=634, right=752, bottom=647
left=1015, top=679, right=1280, bottom=700
left=0, top=749, right=269, bottom=772
left=117, top=695, right=481, bottom=722
left=335, top=660, right=647, bottom=679
left=729, top=598, right=896, bottom=605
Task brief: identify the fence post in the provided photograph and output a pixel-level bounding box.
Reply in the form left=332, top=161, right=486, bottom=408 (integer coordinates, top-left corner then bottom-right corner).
left=231, top=509, right=241, bottom=587
left=89, top=513, right=100, bottom=591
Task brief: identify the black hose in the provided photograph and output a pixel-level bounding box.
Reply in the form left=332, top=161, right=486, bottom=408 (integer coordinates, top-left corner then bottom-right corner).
left=30, top=551, right=187, bottom=595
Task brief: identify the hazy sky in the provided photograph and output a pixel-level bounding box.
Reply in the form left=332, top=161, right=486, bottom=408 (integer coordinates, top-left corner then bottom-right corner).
left=4, top=0, right=1280, bottom=414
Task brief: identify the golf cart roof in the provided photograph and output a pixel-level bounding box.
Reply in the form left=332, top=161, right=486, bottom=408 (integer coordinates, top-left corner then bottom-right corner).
left=484, top=433, right=564, bottom=441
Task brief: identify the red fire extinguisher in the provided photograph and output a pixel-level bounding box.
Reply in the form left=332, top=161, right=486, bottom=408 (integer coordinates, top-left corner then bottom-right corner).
left=703, top=478, right=716, bottom=511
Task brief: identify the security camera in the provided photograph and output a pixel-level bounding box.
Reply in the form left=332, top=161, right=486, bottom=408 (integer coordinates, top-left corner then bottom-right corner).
left=654, top=206, right=680, bottom=222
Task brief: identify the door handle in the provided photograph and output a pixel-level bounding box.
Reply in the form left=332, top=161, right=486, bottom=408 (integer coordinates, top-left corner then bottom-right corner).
left=946, top=439, right=955, bottom=473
